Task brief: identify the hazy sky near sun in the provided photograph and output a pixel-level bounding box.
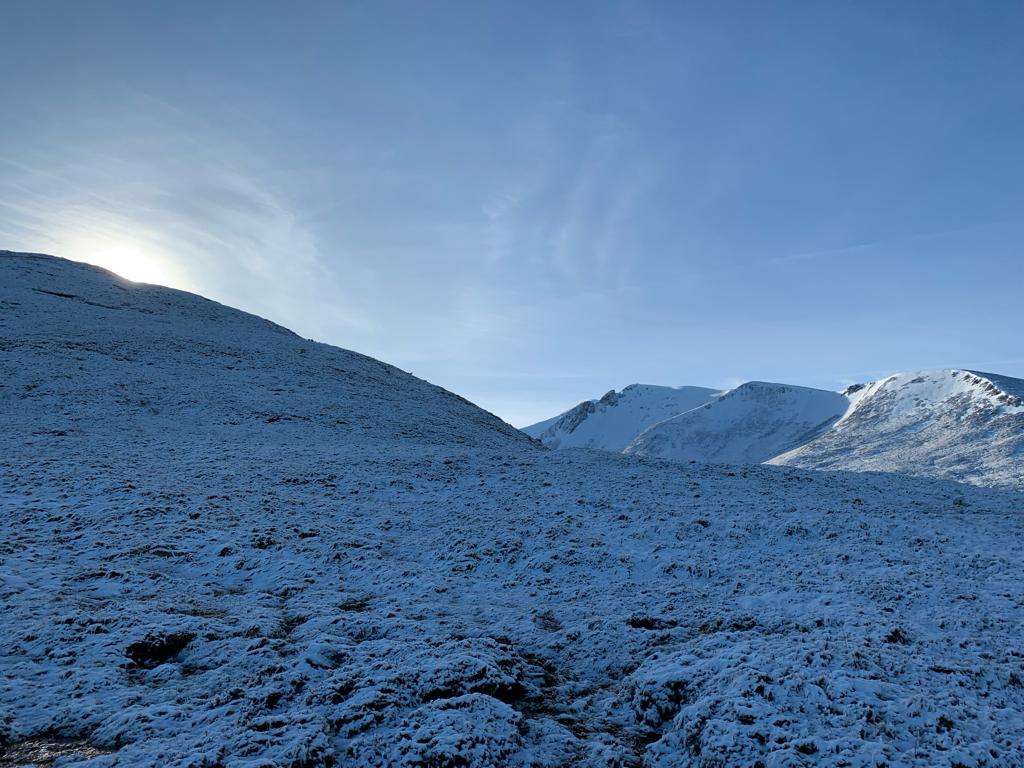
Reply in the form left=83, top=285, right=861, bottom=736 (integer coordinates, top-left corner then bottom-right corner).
left=2, top=1, right=1023, bottom=426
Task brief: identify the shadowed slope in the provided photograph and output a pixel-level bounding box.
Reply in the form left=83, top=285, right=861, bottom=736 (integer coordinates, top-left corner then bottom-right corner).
left=0, top=251, right=532, bottom=453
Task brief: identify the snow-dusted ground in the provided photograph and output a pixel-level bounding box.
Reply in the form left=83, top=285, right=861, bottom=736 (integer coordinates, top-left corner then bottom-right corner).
left=3, top=252, right=1024, bottom=767
left=626, top=382, right=848, bottom=465
left=522, top=385, right=721, bottom=451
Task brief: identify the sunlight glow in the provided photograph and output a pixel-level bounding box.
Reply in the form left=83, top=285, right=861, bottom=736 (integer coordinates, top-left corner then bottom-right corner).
left=73, top=240, right=170, bottom=285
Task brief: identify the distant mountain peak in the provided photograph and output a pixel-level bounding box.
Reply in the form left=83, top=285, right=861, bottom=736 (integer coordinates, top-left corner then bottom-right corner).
left=527, top=368, right=1024, bottom=488
left=626, top=380, right=848, bottom=465
left=522, top=384, right=722, bottom=451
left=772, top=368, right=1024, bottom=487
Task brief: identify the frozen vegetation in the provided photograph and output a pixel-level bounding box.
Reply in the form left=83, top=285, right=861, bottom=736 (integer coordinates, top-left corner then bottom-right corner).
left=2, top=251, right=1024, bottom=767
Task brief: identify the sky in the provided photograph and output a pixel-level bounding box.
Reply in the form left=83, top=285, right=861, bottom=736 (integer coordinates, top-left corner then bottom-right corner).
left=2, top=1, right=1023, bottom=426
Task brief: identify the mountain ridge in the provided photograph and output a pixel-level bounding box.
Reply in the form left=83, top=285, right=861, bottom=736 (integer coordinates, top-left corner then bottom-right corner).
left=528, top=369, right=1024, bottom=487
left=772, top=368, right=1024, bottom=487
left=626, top=380, right=849, bottom=465
left=522, top=383, right=722, bottom=450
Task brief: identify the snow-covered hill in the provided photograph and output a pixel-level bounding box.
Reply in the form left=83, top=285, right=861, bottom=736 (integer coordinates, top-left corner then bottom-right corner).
left=0, top=251, right=530, bottom=454
left=522, top=384, right=721, bottom=450
left=4, top=252, right=1024, bottom=768
left=771, top=369, right=1024, bottom=488
left=626, top=381, right=849, bottom=464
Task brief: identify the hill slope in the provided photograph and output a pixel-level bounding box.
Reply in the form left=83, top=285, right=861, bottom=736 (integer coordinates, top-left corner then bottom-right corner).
left=626, top=381, right=849, bottom=464
left=771, top=369, right=1024, bottom=488
left=0, top=251, right=530, bottom=453
left=3, top=252, right=1024, bottom=767
left=522, top=384, right=721, bottom=450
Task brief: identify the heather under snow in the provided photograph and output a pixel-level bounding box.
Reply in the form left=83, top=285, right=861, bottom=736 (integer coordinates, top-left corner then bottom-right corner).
left=3, top=252, right=1024, bottom=767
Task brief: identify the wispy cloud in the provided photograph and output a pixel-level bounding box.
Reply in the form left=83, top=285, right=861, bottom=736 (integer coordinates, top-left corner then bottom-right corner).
left=768, top=218, right=1023, bottom=266
left=0, top=88, right=364, bottom=341
left=480, top=105, right=654, bottom=299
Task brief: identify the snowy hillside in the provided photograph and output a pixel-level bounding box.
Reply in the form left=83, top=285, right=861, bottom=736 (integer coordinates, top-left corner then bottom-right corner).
left=772, top=369, right=1024, bottom=488
left=0, top=251, right=530, bottom=453
left=522, top=384, right=721, bottom=450
left=626, top=381, right=848, bottom=464
left=4, top=252, right=1024, bottom=767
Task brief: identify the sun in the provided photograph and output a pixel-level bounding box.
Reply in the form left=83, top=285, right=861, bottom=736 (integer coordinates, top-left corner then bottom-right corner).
left=57, top=226, right=179, bottom=287
left=82, top=242, right=169, bottom=285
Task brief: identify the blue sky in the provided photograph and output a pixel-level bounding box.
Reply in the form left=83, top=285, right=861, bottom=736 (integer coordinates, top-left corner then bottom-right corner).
left=2, top=1, right=1023, bottom=426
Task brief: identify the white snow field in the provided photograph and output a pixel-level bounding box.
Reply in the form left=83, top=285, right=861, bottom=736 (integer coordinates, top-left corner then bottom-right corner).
left=522, top=386, right=722, bottom=451
left=3, top=251, right=1024, bottom=767
left=626, top=383, right=849, bottom=466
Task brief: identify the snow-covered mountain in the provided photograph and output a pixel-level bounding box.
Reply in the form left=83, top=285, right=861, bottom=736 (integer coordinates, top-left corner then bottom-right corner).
left=528, top=371, right=1024, bottom=488
left=4, top=251, right=1024, bottom=767
left=626, top=381, right=848, bottom=464
left=522, top=384, right=721, bottom=450
left=771, top=369, right=1024, bottom=488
